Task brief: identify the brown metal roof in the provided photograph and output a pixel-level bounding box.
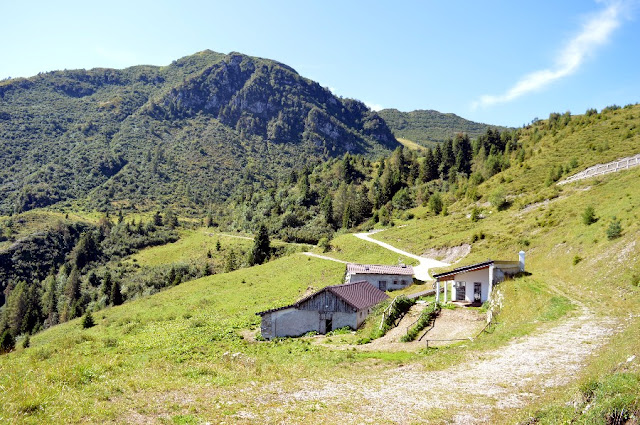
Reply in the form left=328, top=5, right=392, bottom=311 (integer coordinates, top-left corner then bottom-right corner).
left=256, top=280, right=389, bottom=316
left=328, top=280, right=389, bottom=310
left=346, top=263, right=414, bottom=276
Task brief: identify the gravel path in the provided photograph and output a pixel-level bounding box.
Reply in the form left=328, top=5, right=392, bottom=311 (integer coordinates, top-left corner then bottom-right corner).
left=354, top=230, right=450, bottom=280
left=302, top=252, right=348, bottom=264
left=251, top=307, right=617, bottom=424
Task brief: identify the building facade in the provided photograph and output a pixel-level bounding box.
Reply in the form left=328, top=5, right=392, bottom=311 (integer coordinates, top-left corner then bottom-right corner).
left=257, top=280, right=389, bottom=339
left=432, top=252, right=525, bottom=304
left=345, top=263, right=414, bottom=291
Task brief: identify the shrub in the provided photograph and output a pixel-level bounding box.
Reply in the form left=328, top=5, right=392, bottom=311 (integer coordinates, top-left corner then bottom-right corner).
left=582, top=206, right=597, bottom=225
left=401, top=303, right=441, bottom=342
left=488, top=187, right=508, bottom=210
left=372, top=296, right=415, bottom=339
left=0, top=330, right=15, bottom=354
left=428, top=193, right=443, bottom=215
left=470, top=207, right=480, bottom=222
left=317, top=237, right=330, bottom=253
left=22, top=335, right=30, bottom=349
left=82, top=311, right=95, bottom=329
left=606, top=217, right=622, bottom=240
left=573, top=255, right=583, bottom=265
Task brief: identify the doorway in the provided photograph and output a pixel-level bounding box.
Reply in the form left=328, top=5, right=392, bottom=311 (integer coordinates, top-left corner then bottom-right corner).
left=325, top=318, right=332, bottom=333
left=474, top=282, right=482, bottom=302
left=456, top=282, right=466, bottom=301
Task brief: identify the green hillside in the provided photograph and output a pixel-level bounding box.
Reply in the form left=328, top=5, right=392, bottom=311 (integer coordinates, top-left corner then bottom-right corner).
left=0, top=105, right=638, bottom=423
left=0, top=50, right=398, bottom=215
left=378, top=108, right=511, bottom=147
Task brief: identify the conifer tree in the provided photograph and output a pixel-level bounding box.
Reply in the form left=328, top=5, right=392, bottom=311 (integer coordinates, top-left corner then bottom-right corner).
left=111, top=279, right=123, bottom=306
left=249, top=224, right=271, bottom=266
left=41, top=275, right=58, bottom=327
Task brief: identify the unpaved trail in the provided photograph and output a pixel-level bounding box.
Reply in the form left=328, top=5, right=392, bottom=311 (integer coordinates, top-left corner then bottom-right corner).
left=302, top=252, right=348, bottom=264
left=246, top=308, right=618, bottom=424
left=354, top=230, right=449, bottom=280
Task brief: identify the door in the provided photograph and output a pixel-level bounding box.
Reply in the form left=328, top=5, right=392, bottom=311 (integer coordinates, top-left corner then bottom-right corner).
left=456, top=282, right=466, bottom=301
left=325, top=318, right=332, bottom=333
left=379, top=280, right=387, bottom=291
left=474, top=282, right=482, bottom=302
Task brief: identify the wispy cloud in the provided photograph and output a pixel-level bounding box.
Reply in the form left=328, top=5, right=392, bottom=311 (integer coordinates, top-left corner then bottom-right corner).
left=365, top=101, right=384, bottom=111
left=473, top=1, right=626, bottom=109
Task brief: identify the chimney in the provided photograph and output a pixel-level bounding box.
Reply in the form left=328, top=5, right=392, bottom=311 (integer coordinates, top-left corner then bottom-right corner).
left=519, top=251, right=525, bottom=272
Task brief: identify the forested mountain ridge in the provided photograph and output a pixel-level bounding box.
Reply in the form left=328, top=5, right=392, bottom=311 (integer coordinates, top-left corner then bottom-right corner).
left=378, top=108, right=511, bottom=146
left=0, top=50, right=398, bottom=215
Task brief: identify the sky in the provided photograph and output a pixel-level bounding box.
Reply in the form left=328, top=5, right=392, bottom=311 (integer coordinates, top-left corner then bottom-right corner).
left=1, top=0, right=639, bottom=127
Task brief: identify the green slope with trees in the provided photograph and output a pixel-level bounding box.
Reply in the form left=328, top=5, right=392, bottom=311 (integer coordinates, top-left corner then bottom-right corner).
left=378, top=108, right=511, bottom=147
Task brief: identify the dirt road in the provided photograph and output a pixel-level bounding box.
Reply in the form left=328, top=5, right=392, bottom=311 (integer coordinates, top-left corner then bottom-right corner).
left=242, top=308, right=618, bottom=423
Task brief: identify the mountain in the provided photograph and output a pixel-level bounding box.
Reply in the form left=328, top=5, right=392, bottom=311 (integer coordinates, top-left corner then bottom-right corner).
left=378, top=108, right=510, bottom=147
left=0, top=50, right=398, bottom=215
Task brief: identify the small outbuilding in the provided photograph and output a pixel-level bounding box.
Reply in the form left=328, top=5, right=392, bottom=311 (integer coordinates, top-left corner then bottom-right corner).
left=256, top=281, right=389, bottom=340
left=345, top=263, right=414, bottom=291
left=432, top=251, right=525, bottom=304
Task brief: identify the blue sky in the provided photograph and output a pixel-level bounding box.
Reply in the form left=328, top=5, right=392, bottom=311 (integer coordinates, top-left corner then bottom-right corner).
left=1, top=0, right=638, bottom=127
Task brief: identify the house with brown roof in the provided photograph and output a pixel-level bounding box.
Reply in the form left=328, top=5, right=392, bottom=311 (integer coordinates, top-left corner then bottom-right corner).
left=345, top=263, right=414, bottom=291
left=432, top=251, right=525, bottom=304
left=256, top=281, right=389, bottom=339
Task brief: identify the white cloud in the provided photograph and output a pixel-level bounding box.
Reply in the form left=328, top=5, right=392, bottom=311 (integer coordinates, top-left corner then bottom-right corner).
left=473, top=1, right=625, bottom=109
left=364, top=101, right=384, bottom=111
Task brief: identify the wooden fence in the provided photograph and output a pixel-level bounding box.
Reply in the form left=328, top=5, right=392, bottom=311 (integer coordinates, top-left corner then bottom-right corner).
left=559, top=154, right=640, bottom=185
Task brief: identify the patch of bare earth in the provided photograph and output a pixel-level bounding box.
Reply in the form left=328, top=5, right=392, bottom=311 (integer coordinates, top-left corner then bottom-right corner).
left=238, top=308, right=618, bottom=424
left=423, top=244, right=471, bottom=264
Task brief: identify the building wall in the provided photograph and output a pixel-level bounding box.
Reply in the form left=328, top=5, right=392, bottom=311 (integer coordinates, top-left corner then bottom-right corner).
left=452, top=268, right=490, bottom=303
left=260, top=308, right=361, bottom=339
left=346, top=273, right=412, bottom=291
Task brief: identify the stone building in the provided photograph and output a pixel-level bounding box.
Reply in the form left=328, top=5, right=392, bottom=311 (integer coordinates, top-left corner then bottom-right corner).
left=257, top=280, right=389, bottom=339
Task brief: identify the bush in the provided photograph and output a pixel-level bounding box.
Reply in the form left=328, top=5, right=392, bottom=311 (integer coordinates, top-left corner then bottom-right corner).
left=371, top=296, right=415, bottom=339
left=582, top=206, right=597, bottom=225
left=573, top=255, right=583, bottom=265
left=317, top=237, right=331, bottom=253
left=22, top=335, right=30, bottom=349
left=606, top=217, right=622, bottom=240
left=0, top=330, right=15, bottom=354
left=82, top=311, right=95, bottom=329
left=488, top=187, right=508, bottom=210
left=470, top=207, right=480, bottom=222
left=401, top=303, right=441, bottom=342
left=428, top=193, right=443, bottom=215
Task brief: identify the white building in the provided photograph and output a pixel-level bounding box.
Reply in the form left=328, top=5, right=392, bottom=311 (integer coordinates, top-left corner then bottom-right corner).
left=432, top=252, right=525, bottom=304
left=345, top=263, right=414, bottom=291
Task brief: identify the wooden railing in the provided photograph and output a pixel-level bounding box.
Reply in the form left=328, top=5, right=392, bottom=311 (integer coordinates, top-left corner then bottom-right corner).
left=559, top=154, right=640, bottom=185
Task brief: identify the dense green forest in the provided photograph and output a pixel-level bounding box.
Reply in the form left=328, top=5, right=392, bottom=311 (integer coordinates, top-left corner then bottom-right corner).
left=0, top=50, right=397, bottom=215
left=216, top=126, right=521, bottom=243
left=378, top=108, right=511, bottom=146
